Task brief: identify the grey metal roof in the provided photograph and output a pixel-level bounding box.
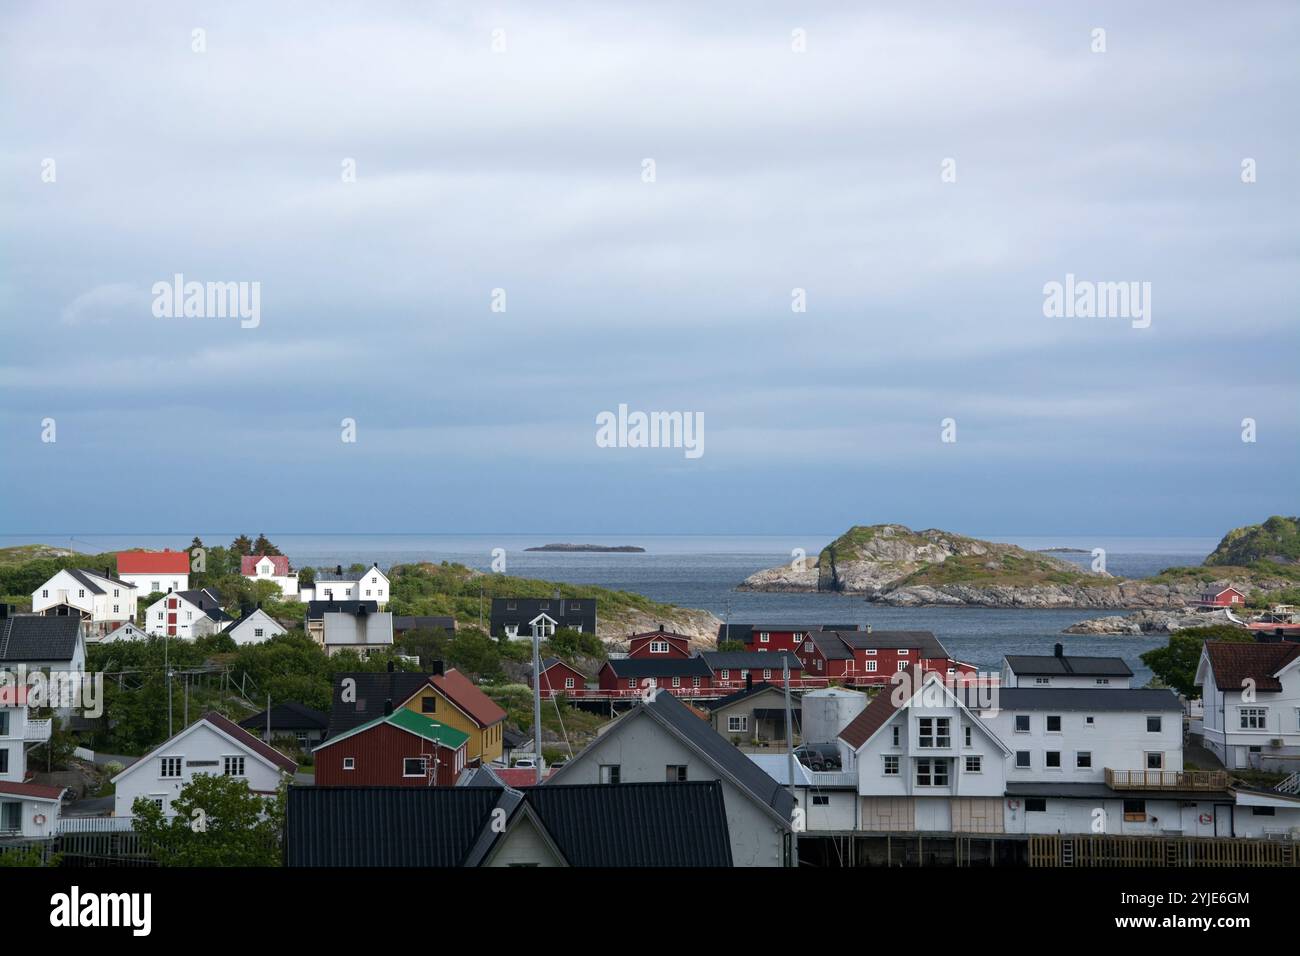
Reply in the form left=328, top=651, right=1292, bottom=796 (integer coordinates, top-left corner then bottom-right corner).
left=324, top=671, right=435, bottom=738
left=238, top=702, right=328, bottom=732
left=989, top=688, right=1182, bottom=712
left=1005, top=782, right=1233, bottom=801
left=392, top=615, right=455, bottom=632
left=1005, top=654, right=1134, bottom=678
left=65, top=568, right=134, bottom=594
left=701, top=651, right=802, bottom=671
left=604, top=657, right=712, bottom=679
left=285, top=786, right=502, bottom=866
left=0, top=615, right=82, bottom=663
left=524, top=782, right=733, bottom=867
left=706, top=681, right=792, bottom=711
left=806, top=631, right=854, bottom=660
left=306, top=599, right=379, bottom=619
left=835, top=630, right=950, bottom=658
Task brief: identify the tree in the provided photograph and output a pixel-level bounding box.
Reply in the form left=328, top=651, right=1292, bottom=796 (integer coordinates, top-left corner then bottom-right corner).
left=230, top=535, right=253, bottom=557
left=716, top=639, right=746, bottom=652
left=252, top=533, right=280, bottom=556
left=1140, top=625, right=1255, bottom=698
left=131, top=774, right=285, bottom=867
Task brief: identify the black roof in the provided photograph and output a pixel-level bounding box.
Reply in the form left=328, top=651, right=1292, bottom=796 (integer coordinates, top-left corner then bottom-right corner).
left=285, top=781, right=732, bottom=867
left=836, top=630, right=949, bottom=657
left=307, top=600, right=379, bottom=620
left=604, top=658, right=713, bottom=679
left=526, top=782, right=732, bottom=866
left=324, top=671, right=435, bottom=738
left=239, top=702, right=329, bottom=732
left=706, top=681, right=791, bottom=711
left=502, top=728, right=529, bottom=749
left=1005, top=782, right=1232, bottom=801
left=285, top=786, right=503, bottom=866
left=805, top=631, right=854, bottom=661
left=701, top=651, right=802, bottom=672
left=717, top=623, right=864, bottom=641
left=392, top=615, right=455, bottom=632
left=0, top=615, right=82, bottom=663
left=64, top=568, right=135, bottom=595
left=1005, top=654, right=1134, bottom=678
left=488, top=597, right=597, bottom=635
left=989, top=688, right=1182, bottom=712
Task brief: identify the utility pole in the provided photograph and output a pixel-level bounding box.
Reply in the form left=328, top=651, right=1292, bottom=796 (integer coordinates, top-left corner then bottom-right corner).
left=266, top=693, right=271, bottom=742
left=783, top=654, right=799, bottom=867
left=165, top=630, right=173, bottom=737
left=531, top=619, right=543, bottom=786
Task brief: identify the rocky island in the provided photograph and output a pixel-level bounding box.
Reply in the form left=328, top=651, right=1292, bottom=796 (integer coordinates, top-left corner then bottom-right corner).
left=739, top=518, right=1300, bottom=613
left=524, top=543, right=646, bottom=553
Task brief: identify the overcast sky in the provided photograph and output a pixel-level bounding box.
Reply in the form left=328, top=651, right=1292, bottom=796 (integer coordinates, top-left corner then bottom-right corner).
left=1, top=1, right=1296, bottom=537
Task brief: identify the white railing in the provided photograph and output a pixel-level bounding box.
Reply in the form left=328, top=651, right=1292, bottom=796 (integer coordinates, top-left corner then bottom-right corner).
left=1276, top=771, right=1300, bottom=795
left=24, top=719, right=52, bottom=743
left=56, top=817, right=135, bottom=834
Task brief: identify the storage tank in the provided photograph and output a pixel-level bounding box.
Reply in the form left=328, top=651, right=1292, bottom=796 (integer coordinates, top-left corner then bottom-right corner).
left=800, top=687, right=868, bottom=744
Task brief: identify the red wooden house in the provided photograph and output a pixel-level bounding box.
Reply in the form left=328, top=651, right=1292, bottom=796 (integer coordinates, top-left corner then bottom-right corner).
left=314, top=707, right=469, bottom=787
left=1198, top=586, right=1247, bottom=608
left=718, top=623, right=866, bottom=654
left=797, top=630, right=972, bottom=686
left=627, top=625, right=692, bottom=658
left=700, top=651, right=804, bottom=690
left=598, top=657, right=713, bottom=695
left=530, top=657, right=588, bottom=698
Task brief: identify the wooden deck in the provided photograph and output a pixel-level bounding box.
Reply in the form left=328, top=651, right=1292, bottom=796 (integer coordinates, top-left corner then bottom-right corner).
left=1030, top=833, right=1297, bottom=867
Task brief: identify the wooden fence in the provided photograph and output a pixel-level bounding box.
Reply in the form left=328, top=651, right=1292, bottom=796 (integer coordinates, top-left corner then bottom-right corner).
left=1030, top=833, right=1298, bottom=867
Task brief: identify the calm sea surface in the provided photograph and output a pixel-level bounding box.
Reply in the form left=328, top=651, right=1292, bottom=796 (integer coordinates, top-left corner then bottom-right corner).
left=1, top=533, right=1219, bottom=686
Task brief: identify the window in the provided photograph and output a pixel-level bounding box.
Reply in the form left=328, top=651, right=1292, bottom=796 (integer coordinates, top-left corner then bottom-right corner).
left=1146, top=716, right=1162, bottom=733
left=564, top=677, right=575, bottom=689
left=1025, top=798, right=1047, bottom=812
left=1045, top=751, right=1061, bottom=769
left=759, top=632, right=770, bottom=643
left=964, top=755, right=982, bottom=773
left=915, top=759, right=949, bottom=787
left=0, top=751, right=6, bottom=774
left=865, top=648, right=877, bottom=655
left=666, top=765, right=687, bottom=782
left=149, top=797, right=165, bottom=811
left=1046, top=715, right=1061, bottom=733
left=599, top=764, right=621, bottom=784
left=812, top=795, right=830, bottom=806
left=672, top=676, right=681, bottom=687
left=917, top=717, right=950, bottom=748
left=692, top=676, right=701, bottom=687
left=343, top=757, right=355, bottom=770
left=1145, top=752, right=1164, bottom=770
left=1240, top=708, right=1267, bottom=730
left=719, top=669, right=730, bottom=680
left=1085, top=715, right=1095, bottom=726
left=728, top=715, right=748, bottom=733
left=883, top=755, right=899, bottom=775
left=422, top=697, right=436, bottom=714
left=1123, top=799, right=1146, bottom=822
left=763, top=669, right=772, bottom=680
left=42, top=589, right=48, bottom=598
left=506, top=601, right=516, bottom=610
left=964, top=726, right=972, bottom=747
left=296, top=731, right=308, bottom=744
left=1095, top=678, right=1110, bottom=686
left=78, top=589, right=85, bottom=598
left=650, top=640, right=669, bottom=654
left=866, top=660, right=877, bottom=672
left=113, top=604, right=120, bottom=613
left=627, top=679, right=637, bottom=689
left=1251, top=806, right=1276, bottom=817
left=254, top=627, right=264, bottom=638
left=403, top=757, right=428, bottom=777
left=1015, top=715, right=1030, bottom=733
left=151, top=581, right=160, bottom=592
left=1015, top=751, right=1031, bottom=769
left=0, top=713, right=8, bottom=735
left=570, top=602, right=581, bottom=610
left=896, top=662, right=907, bottom=672
left=1035, top=677, right=1050, bottom=686
left=160, top=757, right=182, bottom=778
left=891, top=726, right=900, bottom=747
left=898, top=649, right=909, bottom=656
left=223, top=756, right=246, bottom=777
left=1076, top=751, right=1092, bottom=769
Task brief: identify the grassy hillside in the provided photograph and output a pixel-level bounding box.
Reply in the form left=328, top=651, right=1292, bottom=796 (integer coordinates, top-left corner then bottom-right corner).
left=1204, top=515, right=1300, bottom=567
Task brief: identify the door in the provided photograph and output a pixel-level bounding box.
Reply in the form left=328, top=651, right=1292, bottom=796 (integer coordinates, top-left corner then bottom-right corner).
left=1, top=801, right=20, bottom=834
left=1214, top=803, right=1231, bottom=837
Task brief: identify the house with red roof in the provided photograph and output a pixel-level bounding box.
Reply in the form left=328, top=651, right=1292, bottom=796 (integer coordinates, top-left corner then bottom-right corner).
left=1195, top=640, right=1300, bottom=770
left=240, top=553, right=300, bottom=600
left=111, top=711, right=297, bottom=818
left=116, top=549, right=190, bottom=595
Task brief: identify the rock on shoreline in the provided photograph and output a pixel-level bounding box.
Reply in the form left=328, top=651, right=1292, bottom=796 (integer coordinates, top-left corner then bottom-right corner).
left=1062, top=608, right=1244, bottom=635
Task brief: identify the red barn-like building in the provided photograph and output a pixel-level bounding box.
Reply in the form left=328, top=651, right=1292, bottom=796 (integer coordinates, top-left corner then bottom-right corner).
left=314, top=708, right=468, bottom=787
left=530, top=657, right=589, bottom=698
left=1199, top=586, right=1247, bottom=608
left=628, top=626, right=693, bottom=659
left=797, top=630, right=974, bottom=686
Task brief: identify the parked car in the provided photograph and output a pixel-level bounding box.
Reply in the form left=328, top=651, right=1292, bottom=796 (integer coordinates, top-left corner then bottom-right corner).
left=794, top=743, right=841, bottom=771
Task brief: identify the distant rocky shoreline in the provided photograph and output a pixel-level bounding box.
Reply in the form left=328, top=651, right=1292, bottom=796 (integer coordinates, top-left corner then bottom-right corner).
left=525, top=543, right=646, bottom=553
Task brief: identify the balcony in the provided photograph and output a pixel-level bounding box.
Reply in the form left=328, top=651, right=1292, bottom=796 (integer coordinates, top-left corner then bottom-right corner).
left=1105, top=768, right=1229, bottom=791
left=24, top=719, right=52, bottom=744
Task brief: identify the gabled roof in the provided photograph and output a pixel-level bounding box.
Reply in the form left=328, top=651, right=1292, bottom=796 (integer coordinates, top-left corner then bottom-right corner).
left=325, top=671, right=437, bottom=738
left=835, top=630, right=950, bottom=658
left=0, top=781, right=65, bottom=801
left=113, top=711, right=297, bottom=784
left=706, top=681, right=793, bottom=711
left=431, top=669, right=507, bottom=728
left=532, top=657, right=588, bottom=678
left=314, top=564, right=386, bottom=583
left=840, top=668, right=1013, bottom=754
left=1200, top=641, right=1300, bottom=693
left=550, top=689, right=793, bottom=827
left=839, top=673, right=910, bottom=749
left=240, top=554, right=292, bottom=576
left=700, top=651, right=802, bottom=672
left=0, top=615, right=83, bottom=663
left=238, top=701, right=329, bottom=733
left=230, top=606, right=283, bottom=631
left=315, top=706, right=470, bottom=752
left=804, top=630, right=854, bottom=661
left=457, top=765, right=553, bottom=788
left=117, top=550, right=190, bottom=574
left=285, top=786, right=505, bottom=866
left=1004, top=654, right=1134, bottom=678
left=60, top=568, right=136, bottom=595
left=629, top=628, right=692, bottom=642
left=603, top=658, right=713, bottom=679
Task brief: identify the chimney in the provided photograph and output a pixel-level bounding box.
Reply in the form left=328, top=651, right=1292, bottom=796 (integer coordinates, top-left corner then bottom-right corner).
left=336, top=565, right=343, bottom=576
left=658, top=623, right=664, bottom=632
left=384, top=698, right=393, bottom=716
left=430, top=659, right=444, bottom=677
left=746, top=672, right=752, bottom=691
left=1054, top=643, right=1064, bottom=658
left=387, top=659, right=395, bottom=673
left=105, top=565, right=112, bottom=578
left=866, top=624, right=872, bottom=634
left=0, top=604, right=10, bottom=619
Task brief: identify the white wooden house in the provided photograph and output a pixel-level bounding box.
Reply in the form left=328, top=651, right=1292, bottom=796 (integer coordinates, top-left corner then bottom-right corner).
left=227, top=607, right=287, bottom=646
left=0, top=685, right=63, bottom=839
left=115, top=550, right=190, bottom=596
left=31, top=568, right=136, bottom=639
left=240, top=554, right=299, bottom=600
left=143, top=588, right=233, bottom=640
left=111, top=712, right=297, bottom=818
left=300, top=563, right=389, bottom=608
left=1196, top=641, right=1300, bottom=771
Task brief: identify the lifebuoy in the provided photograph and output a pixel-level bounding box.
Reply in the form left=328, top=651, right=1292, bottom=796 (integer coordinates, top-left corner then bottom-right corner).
left=33, top=813, right=46, bottom=826
left=1198, top=813, right=1212, bottom=825
left=1007, top=799, right=1020, bottom=811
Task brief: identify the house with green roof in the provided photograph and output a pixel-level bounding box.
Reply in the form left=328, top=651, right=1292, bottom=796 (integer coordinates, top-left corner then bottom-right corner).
left=314, top=706, right=470, bottom=787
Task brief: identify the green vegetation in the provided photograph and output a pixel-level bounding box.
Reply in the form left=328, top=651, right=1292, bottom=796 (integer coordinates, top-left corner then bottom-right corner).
left=1139, top=625, right=1255, bottom=698
left=131, top=775, right=284, bottom=866
left=896, top=552, right=1101, bottom=588
left=1205, top=516, right=1300, bottom=567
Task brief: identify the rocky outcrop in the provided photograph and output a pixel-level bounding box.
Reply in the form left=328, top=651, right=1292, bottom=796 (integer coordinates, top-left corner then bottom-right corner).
left=1063, top=608, right=1245, bottom=635
left=598, top=607, right=723, bottom=648
left=872, top=580, right=1251, bottom=609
